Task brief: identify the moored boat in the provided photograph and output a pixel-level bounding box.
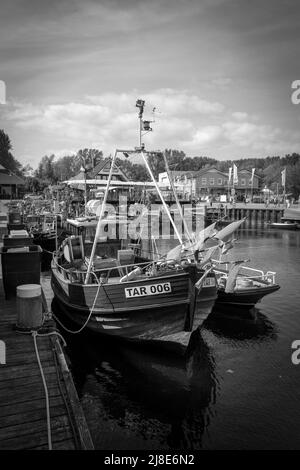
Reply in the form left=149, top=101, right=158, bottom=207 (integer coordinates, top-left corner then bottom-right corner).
left=267, top=221, right=298, bottom=230
left=212, top=261, right=280, bottom=309
left=51, top=99, right=218, bottom=348
left=51, top=240, right=217, bottom=343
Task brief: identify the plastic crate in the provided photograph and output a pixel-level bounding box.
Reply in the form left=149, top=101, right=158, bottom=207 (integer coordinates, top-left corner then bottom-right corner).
left=1, top=245, right=42, bottom=299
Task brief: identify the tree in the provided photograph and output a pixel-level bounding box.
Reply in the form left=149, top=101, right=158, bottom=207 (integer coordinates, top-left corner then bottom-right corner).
left=0, top=129, right=22, bottom=173
left=35, top=155, right=56, bottom=182
left=53, top=155, right=78, bottom=182
left=115, top=157, right=150, bottom=181
left=76, top=148, right=103, bottom=172
left=288, top=161, right=300, bottom=198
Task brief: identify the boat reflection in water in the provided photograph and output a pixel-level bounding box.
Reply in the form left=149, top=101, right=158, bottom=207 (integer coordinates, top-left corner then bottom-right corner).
left=203, top=306, right=277, bottom=342
left=52, top=298, right=217, bottom=450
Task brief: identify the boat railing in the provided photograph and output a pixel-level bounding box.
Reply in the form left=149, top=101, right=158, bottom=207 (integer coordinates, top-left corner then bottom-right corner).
left=53, top=256, right=153, bottom=284
left=212, top=259, right=276, bottom=284
left=52, top=255, right=183, bottom=285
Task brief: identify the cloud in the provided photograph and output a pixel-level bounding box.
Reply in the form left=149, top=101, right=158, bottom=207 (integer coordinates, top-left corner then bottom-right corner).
left=231, top=111, right=248, bottom=121
left=4, top=90, right=224, bottom=155
left=3, top=89, right=300, bottom=163
left=189, top=125, right=223, bottom=146
left=222, top=120, right=300, bottom=154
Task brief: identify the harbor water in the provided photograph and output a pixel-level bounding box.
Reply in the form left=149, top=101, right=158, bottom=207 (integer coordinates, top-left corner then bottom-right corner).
left=53, top=229, right=300, bottom=450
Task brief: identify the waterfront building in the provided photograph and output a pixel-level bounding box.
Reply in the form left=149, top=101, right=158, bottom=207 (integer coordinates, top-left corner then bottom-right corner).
left=0, top=164, right=25, bottom=199
left=158, top=167, right=261, bottom=201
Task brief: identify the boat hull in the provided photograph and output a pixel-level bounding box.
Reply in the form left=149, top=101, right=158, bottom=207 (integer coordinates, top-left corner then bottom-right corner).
left=268, top=223, right=298, bottom=230
left=51, top=263, right=217, bottom=344
left=216, top=284, right=280, bottom=308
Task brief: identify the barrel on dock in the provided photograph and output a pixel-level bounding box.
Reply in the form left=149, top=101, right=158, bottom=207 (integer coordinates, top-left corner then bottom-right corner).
left=16, top=284, right=43, bottom=329
left=0, top=245, right=42, bottom=299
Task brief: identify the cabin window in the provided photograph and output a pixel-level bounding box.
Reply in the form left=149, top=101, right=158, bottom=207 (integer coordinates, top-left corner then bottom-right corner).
left=241, top=178, right=246, bottom=186
left=218, top=178, right=222, bottom=185
left=202, top=178, right=207, bottom=185
left=209, top=178, right=214, bottom=185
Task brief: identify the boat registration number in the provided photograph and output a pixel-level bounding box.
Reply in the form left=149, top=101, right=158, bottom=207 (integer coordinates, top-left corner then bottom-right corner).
left=125, top=282, right=171, bottom=298
left=203, top=277, right=216, bottom=287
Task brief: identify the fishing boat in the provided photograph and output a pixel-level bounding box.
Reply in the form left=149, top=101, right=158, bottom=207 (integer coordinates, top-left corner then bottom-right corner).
left=212, top=261, right=280, bottom=308
left=203, top=218, right=281, bottom=308
left=27, top=213, right=60, bottom=270
left=51, top=100, right=218, bottom=347
left=267, top=221, right=298, bottom=230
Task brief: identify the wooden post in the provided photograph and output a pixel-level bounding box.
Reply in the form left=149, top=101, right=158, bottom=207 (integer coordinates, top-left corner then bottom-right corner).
left=51, top=337, right=94, bottom=450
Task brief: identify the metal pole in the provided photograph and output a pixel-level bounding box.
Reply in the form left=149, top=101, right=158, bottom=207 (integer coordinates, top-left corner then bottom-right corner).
left=140, top=151, right=184, bottom=246
left=84, top=150, right=118, bottom=284
left=84, top=168, right=87, bottom=217
left=139, top=115, right=142, bottom=148
left=55, top=215, right=58, bottom=252
left=162, top=152, right=193, bottom=243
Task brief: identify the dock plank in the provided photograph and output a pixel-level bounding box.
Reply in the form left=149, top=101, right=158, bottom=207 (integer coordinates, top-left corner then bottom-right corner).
left=0, top=275, right=93, bottom=450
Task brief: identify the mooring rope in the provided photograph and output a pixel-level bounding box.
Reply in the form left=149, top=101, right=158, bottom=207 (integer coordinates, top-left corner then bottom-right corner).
left=32, top=331, right=52, bottom=450
left=52, top=279, right=102, bottom=334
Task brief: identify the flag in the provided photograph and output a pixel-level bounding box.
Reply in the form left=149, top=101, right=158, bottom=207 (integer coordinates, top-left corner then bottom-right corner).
left=233, top=164, right=238, bottom=184
left=228, top=167, right=232, bottom=184
left=250, top=168, right=255, bottom=184
left=281, top=168, right=286, bottom=187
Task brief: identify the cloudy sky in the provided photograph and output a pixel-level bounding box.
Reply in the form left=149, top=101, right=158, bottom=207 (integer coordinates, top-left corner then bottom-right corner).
left=0, top=0, right=300, bottom=168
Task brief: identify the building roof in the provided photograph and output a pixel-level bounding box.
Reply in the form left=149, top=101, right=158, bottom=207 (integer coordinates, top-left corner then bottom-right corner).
left=160, top=170, right=198, bottom=176
left=238, top=168, right=261, bottom=178
left=70, top=157, right=129, bottom=182
left=89, top=158, right=128, bottom=181
left=0, top=166, right=25, bottom=185
left=193, top=167, right=228, bottom=178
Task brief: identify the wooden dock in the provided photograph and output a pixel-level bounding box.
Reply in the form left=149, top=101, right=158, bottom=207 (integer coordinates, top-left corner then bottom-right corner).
left=0, top=274, right=94, bottom=450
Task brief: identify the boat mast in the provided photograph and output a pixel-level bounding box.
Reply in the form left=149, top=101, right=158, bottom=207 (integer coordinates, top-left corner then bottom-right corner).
left=161, top=151, right=193, bottom=243
left=136, top=99, right=185, bottom=246
left=84, top=149, right=118, bottom=284
left=140, top=150, right=184, bottom=246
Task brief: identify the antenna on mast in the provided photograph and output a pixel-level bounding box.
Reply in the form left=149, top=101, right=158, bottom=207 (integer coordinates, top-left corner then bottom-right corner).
left=135, top=99, right=155, bottom=151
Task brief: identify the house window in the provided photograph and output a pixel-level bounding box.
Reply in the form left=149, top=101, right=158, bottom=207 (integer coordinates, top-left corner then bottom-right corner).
left=218, top=178, right=222, bottom=185
left=241, top=178, right=246, bottom=186
left=202, top=178, right=207, bottom=185
left=209, top=178, right=214, bottom=185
